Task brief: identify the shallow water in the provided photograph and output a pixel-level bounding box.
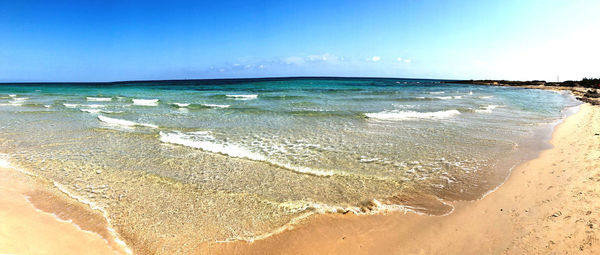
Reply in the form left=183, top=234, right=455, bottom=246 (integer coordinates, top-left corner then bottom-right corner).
left=0, top=78, right=580, bottom=252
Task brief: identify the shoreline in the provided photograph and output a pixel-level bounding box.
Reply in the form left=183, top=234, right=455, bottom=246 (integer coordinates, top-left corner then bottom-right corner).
left=0, top=166, right=125, bottom=255
left=0, top=87, right=596, bottom=254
left=211, top=102, right=600, bottom=254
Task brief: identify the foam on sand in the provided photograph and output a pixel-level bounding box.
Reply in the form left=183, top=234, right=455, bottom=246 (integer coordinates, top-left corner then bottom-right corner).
left=366, top=109, right=461, bottom=121
left=132, top=99, right=159, bottom=106
left=86, top=97, right=112, bottom=102
left=97, top=115, right=158, bottom=128
left=226, top=94, right=258, bottom=100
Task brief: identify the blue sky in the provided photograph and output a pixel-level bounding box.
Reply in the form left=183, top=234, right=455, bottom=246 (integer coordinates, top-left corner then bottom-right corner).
left=1, top=0, right=599, bottom=82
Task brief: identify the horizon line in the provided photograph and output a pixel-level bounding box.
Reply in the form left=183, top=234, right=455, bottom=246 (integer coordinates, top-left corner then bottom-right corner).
left=0, top=76, right=458, bottom=84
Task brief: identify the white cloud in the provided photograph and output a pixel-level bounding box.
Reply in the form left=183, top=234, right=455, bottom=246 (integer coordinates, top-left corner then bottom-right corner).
left=404, top=59, right=412, bottom=63
left=372, top=56, right=381, bottom=62
left=284, top=56, right=306, bottom=65
left=397, top=57, right=403, bottom=62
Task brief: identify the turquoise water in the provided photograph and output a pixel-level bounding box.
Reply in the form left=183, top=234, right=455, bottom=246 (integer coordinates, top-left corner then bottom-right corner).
left=0, top=78, right=580, bottom=252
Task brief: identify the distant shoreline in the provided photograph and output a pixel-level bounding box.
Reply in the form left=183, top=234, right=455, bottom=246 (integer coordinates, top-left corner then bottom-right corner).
left=444, top=79, right=600, bottom=105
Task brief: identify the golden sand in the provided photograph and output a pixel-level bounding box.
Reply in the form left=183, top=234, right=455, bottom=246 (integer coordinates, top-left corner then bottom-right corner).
left=212, top=103, right=600, bottom=254
left=0, top=167, right=123, bottom=255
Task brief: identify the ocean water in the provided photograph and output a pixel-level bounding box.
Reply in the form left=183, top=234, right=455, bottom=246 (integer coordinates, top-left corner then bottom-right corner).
left=0, top=78, right=580, bottom=252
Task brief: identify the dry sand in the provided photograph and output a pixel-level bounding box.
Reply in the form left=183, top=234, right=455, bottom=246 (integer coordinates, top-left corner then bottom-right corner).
left=213, top=103, right=600, bottom=254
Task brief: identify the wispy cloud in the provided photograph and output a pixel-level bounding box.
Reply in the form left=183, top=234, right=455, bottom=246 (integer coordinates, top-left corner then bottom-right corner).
left=371, top=56, right=381, bottom=62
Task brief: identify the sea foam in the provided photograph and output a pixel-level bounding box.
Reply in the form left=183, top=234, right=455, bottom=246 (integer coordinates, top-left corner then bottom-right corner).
left=475, top=105, right=499, bottom=113
left=159, top=131, right=336, bottom=176
left=132, top=99, right=159, bottom=106
left=203, top=104, right=230, bottom=108
left=173, top=103, right=190, bottom=107
left=226, top=94, right=258, bottom=100
left=159, top=131, right=264, bottom=161
left=87, top=97, right=112, bottom=102
left=366, top=110, right=461, bottom=121
left=97, top=115, right=158, bottom=128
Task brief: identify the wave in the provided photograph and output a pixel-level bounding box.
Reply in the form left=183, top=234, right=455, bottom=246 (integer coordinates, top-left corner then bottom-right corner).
left=81, top=109, right=119, bottom=114
left=159, top=131, right=336, bottom=176
left=202, top=103, right=230, bottom=108
left=8, top=94, right=17, bottom=98
left=435, top=96, right=462, bottom=100
left=173, top=103, right=190, bottom=107
left=365, top=109, right=461, bottom=121
left=87, top=97, right=112, bottom=102
left=475, top=105, right=500, bottom=113
left=429, top=91, right=445, bottom=94
left=226, top=94, right=258, bottom=100
left=159, top=131, right=264, bottom=161
left=97, top=115, right=158, bottom=128
left=63, top=103, right=79, bottom=108
left=81, top=104, right=106, bottom=108
left=479, top=96, right=494, bottom=99
left=172, top=103, right=231, bottom=109
left=81, top=109, right=102, bottom=114
left=132, top=99, right=159, bottom=106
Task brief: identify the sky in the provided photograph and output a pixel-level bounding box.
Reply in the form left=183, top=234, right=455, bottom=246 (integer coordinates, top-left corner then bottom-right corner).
left=1, top=0, right=599, bottom=82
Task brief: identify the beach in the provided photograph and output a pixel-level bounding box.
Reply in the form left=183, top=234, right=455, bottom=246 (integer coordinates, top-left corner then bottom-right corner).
left=0, top=167, right=126, bottom=255
left=213, top=103, right=600, bottom=254
left=0, top=80, right=592, bottom=254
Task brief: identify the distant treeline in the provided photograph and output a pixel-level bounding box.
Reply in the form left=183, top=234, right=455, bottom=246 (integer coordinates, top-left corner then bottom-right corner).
left=447, top=78, right=599, bottom=88
left=555, top=78, right=600, bottom=88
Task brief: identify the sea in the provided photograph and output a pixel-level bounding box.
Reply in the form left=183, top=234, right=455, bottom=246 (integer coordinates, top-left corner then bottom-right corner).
left=0, top=77, right=581, bottom=252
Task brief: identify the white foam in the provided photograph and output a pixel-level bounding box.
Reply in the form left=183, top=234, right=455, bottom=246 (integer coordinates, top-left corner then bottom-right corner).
left=97, top=115, right=158, bottom=129
left=86, top=97, right=112, bottom=102
left=475, top=105, right=500, bottom=113
left=366, top=110, right=461, bottom=121
left=81, top=104, right=106, bottom=108
left=132, top=99, right=159, bottom=106
left=479, top=96, right=494, bottom=99
left=44, top=105, right=52, bottom=108
left=203, top=104, right=230, bottom=108
left=173, top=103, right=190, bottom=107
left=8, top=94, right=17, bottom=98
left=159, top=131, right=336, bottom=177
left=80, top=109, right=102, bottom=114
left=429, top=91, right=445, bottom=94
left=160, top=131, right=264, bottom=160
left=435, top=96, right=462, bottom=100
left=226, top=94, right=258, bottom=100
left=63, top=103, right=78, bottom=108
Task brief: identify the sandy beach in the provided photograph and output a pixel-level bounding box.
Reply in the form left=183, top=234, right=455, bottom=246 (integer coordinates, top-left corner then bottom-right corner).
left=0, top=101, right=597, bottom=255
left=213, top=103, right=600, bottom=254
left=0, top=166, right=126, bottom=255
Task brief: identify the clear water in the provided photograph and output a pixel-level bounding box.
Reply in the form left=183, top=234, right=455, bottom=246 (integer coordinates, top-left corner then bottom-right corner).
left=0, top=78, right=580, bottom=252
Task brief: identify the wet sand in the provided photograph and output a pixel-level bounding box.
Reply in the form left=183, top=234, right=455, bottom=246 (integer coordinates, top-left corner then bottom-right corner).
left=213, top=103, right=600, bottom=254
left=0, top=167, right=124, bottom=255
